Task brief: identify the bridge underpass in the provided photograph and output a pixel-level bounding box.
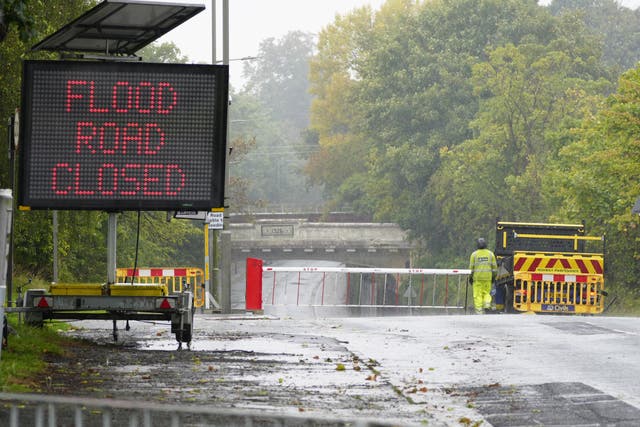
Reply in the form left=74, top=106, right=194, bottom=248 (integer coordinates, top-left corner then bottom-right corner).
left=226, top=213, right=415, bottom=310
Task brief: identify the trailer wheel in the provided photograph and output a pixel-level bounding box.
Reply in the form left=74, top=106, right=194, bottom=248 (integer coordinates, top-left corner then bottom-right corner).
left=175, top=326, right=192, bottom=344
left=175, top=323, right=193, bottom=351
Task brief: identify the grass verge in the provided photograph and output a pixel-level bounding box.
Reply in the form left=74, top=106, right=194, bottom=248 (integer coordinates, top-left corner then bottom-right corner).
left=0, top=316, right=73, bottom=392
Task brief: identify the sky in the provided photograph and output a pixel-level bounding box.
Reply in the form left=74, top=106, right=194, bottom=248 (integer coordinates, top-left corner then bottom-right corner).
left=156, top=0, right=386, bottom=89
left=156, top=0, right=640, bottom=89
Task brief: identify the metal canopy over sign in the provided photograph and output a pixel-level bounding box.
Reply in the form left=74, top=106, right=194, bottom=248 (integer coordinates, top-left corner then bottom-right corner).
left=19, top=60, right=228, bottom=211
left=31, top=0, right=205, bottom=55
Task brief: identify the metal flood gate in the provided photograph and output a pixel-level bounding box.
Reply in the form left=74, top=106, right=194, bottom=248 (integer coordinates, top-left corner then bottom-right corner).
left=0, top=392, right=402, bottom=427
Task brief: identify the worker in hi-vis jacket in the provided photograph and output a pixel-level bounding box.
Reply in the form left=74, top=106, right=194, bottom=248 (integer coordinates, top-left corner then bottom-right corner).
left=468, top=238, right=497, bottom=314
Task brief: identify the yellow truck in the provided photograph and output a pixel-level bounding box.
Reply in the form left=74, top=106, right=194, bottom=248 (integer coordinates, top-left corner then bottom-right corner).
left=493, top=220, right=605, bottom=314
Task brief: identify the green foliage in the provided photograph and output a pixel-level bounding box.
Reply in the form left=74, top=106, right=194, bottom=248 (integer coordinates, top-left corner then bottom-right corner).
left=305, top=0, right=640, bottom=305
left=554, top=67, right=640, bottom=290
left=0, top=0, right=36, bottom=42
left=430, top=37, right=612, bottom=256
left=0, top=317, right=68, bottom=392
left=242, top=31, right=314, bottom=130
left=233, top=31, right=325, bottom=210
left=548, top=0, right=640, bottom=72
left=137, top=41, right=189, bottom=63
left=309, top=0, right=609, bottom=263
left=117, top=212, right=204, bottom=273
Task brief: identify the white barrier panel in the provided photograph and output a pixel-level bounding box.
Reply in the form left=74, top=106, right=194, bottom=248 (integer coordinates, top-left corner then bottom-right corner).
left=260, top=265, right=471, bottom=313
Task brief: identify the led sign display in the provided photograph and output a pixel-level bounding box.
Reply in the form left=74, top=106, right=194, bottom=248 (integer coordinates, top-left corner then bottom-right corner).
left=19, top=60, right=228, bottom=210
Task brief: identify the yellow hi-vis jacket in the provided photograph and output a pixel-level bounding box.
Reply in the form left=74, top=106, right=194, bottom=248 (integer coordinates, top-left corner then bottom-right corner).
left=469, top=248, right=497, bottom=283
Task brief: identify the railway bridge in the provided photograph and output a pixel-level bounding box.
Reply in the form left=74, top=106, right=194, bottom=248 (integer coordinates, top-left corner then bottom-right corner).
left=229, top=212, right=413, bottom=268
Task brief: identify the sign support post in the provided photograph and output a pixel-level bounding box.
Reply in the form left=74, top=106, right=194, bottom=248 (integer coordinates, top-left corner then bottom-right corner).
left=0, top=189, right=13, bottom=361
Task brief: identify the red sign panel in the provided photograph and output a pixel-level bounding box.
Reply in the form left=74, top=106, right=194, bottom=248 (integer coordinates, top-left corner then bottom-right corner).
left=19, top=60, right=228, bottom=210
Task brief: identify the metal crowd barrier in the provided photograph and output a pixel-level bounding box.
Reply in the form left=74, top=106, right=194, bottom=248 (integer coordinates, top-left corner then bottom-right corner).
left=0, top=392, right=405, bottom=427
left=116, top=267, right=206, bottom=308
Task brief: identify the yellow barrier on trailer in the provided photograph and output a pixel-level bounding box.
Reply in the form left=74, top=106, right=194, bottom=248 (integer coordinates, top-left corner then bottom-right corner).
left=50, top=283, right=105, bottom=296
left=109, top=283, right=168, bottom=297
left=116, top=267, right=206, bottom=307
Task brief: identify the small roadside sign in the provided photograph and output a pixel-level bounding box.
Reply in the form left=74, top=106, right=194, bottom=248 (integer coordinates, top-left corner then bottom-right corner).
left=207, top=212, right=224, bottom=229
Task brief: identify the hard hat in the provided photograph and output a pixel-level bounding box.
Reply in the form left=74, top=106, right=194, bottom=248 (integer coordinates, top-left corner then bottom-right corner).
left=476, top=238, right=487, bottom=249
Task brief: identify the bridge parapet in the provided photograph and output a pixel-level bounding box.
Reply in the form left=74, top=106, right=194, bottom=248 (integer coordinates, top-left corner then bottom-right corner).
left=230, top=219, right=412, bottom=268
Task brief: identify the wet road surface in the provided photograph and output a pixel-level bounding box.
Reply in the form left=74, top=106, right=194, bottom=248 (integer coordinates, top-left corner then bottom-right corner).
left=25, top=313, right=640, bottom=426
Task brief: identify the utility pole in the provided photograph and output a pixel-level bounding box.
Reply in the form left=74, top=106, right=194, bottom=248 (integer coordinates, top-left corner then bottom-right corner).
left=210, top=0, right=231, bottom=313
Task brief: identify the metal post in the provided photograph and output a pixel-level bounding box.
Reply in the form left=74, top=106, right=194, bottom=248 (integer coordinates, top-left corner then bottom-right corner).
left=221, top=230, right=231, bottom=313
left=212, top=229, right=220, bottom=308
left=210, top=0, right=231, bottom=313
left=209, top=0, right=217, bottom=312
left=211, top=0, right=216, bottom=63
left=220, top=0, right=231, bottom=313
left=204, top=223, right=210, bottom=309
left=7, top=113, right=17, bottom=305
left=52, top=211, right=58, bottom=283
left=0, top=189, right=14, bottom=361
left=107, top=213, right=117, bottom=284
left=223, top=0, right=229, bottom=64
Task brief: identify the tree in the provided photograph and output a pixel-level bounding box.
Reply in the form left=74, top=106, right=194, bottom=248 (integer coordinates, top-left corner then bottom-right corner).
left=547, top=0, right=640, bottom=72
left=307, top=0, right=622, bottom=268
left=137, top=41, right=189, bottom=63
left=0, top=0, right=35, bottom=42
left=552, top=66, right=640, bottom=296
left=233, top=31, right=324, bottom=210
left=306, top=3, right=384, bottom=212
left=309, top=0, right=563, bottom=249
left=242, top=31, right=314, bottom=130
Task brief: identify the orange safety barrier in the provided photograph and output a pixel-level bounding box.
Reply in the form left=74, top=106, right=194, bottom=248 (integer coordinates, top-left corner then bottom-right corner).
left=116, top=267, right=206, bottom=308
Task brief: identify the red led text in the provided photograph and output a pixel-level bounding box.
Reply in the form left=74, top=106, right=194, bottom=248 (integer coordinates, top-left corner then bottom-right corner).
left=52, top=163, right=186, bottom=196
left=66, top=80, right=177, bottom=114
left=53, top=78, right=189, bottom=198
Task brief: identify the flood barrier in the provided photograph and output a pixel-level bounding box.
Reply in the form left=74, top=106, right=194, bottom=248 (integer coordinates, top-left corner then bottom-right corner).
left=246, top=258, right=471, bottom=314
